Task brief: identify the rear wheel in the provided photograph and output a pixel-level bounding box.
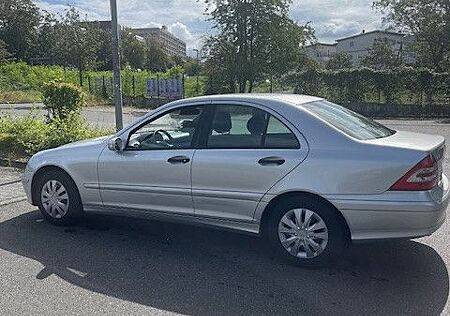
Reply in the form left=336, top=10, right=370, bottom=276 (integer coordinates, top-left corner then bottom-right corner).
left=266, top=196, right=348, bottom=267
left=36, top=170, right=83, bottom=225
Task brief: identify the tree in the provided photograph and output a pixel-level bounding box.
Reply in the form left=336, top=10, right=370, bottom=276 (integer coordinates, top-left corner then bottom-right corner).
left=360, top=38, right=400, bottom=69
left=54, top=7, right=101, bottom=86
left=326, top=52, right=353, bottom=70
left=374, top=0, right=450, bottom=71
left=184, top=57, right=202, bottom=76
left=0, top=0, right=40, bottom=61
left=203, top=35, right=236, bottom=93
left=34, top=10, right=60, bottom=64
left=256, top=19, right=315, bottom=91
left=204, top=0, right=314, bottom=93
left=0, top=39, right=12, bottom=64
left=146, top=39, right=170, bottom=72
left=121, top=28, right=147, bottom=70
left=96, top=26, right=113, bottom=71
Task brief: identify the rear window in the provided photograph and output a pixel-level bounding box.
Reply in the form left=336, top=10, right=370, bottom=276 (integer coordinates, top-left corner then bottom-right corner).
left=303, top=101, right=395, bottom=140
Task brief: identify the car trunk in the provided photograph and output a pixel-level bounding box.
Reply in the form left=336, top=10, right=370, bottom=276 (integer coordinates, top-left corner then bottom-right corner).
left=364, top=131, right=445, bottom=191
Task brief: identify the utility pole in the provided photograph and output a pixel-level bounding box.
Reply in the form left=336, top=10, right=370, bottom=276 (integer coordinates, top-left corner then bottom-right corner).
left=110, top=0, right=123, bottom=131
left=193, top=48, right=200, bottom=95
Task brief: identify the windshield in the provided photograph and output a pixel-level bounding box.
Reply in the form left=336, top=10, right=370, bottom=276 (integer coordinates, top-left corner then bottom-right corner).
left=303, top=101, right=396, bottom=140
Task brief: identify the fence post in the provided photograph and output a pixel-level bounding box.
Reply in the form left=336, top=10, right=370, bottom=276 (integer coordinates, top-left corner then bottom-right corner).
left=182, top=74, right=185, bottom=99
left=132, top=75, right=136, bottom=97
left=157, top=74, right=160, bottom=99
left=102, top=76, right=107, bottom=99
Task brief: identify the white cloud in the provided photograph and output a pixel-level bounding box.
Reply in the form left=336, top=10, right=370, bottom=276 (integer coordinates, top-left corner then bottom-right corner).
left=34, top=0, right=210, bottom=56
left=290, top=0, right=383, bottom=43
left=34, top=0, right=386, bottom=51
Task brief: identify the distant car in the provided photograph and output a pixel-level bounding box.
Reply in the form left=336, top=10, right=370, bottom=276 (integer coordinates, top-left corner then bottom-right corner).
left=22, top=94, right=449, bottom=266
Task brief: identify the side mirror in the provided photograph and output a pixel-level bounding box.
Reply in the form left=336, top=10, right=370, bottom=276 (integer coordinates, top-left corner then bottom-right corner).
left=108, top=137, right=124, bottom=152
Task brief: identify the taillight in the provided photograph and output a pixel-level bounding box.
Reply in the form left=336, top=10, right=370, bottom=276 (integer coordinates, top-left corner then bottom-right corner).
left=390, top=155, right=439, bottom=191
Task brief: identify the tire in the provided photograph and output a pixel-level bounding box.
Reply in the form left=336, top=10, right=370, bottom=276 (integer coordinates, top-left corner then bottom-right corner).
left=266, top=196, right=349, bottom=267
left=36, top=170, right=83, bottom=225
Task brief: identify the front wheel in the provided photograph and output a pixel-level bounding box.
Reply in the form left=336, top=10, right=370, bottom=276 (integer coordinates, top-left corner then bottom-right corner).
left=36, top=170, right=83, bottom=225
left=266, top=196, right=349, bottom=267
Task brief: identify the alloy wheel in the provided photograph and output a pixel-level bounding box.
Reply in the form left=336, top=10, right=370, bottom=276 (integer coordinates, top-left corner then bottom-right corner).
left=278, top=208, right=329, bottom=259
left=40, top=180, right=70, bottom=219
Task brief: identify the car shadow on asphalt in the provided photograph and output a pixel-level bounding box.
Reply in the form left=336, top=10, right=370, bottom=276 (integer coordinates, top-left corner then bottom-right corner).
left=0, top=210, right=448, bottom=316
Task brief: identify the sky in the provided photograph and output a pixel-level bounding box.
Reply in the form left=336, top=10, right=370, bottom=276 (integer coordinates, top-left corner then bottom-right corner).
left=34, top=0, right=385, bottom=55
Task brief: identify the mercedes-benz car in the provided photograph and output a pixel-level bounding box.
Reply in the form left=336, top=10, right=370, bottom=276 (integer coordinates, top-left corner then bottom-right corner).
left=22, top=94, right=449, bottom=266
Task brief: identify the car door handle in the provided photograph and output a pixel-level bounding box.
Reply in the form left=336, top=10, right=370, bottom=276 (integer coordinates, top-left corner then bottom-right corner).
left=258, top=157, right=285, bottom=166
left=167, top=156, right=190, bottom=164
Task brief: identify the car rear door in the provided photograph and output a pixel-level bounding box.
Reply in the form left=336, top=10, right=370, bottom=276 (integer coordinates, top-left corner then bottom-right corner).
left=191, top=102, right=308, bottom=222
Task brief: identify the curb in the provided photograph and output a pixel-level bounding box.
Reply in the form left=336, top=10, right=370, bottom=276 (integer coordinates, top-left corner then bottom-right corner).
left=0, top=158, right=27, bottom=170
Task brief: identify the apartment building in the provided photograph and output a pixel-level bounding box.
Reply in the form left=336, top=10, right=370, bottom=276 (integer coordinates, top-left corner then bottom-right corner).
left=306, top=30, right=416, bottom=65
left=132, top=26, right=186, bottom=58
left=305, top=42, right=337, bottom=63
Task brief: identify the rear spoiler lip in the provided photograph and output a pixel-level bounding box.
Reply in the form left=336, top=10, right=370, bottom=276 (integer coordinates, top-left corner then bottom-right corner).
left=361, top=131, right=445, bottom=154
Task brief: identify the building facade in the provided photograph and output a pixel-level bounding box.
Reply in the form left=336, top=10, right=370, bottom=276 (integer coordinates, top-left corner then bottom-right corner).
left=132, top=26, right=186, bottom=58
left=305, top=30, right=416, bottom=66
left=336, top=30, right=411, bottom=64
left=305, top=43, right=337, bottom=63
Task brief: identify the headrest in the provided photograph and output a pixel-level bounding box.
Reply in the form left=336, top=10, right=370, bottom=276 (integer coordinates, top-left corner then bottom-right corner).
left=212, top=111, right=232, bottom=133
left=247, top=112, right=267, bottom=136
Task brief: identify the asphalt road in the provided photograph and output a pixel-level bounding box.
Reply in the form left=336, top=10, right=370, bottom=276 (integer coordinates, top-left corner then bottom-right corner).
left=1, top=110, right=450, bottom=315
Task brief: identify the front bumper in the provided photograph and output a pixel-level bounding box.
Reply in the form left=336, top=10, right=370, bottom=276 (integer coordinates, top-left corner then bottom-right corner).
left=21, top=167, right=34, bottom=205
left=328, top=175, right=449, bottom=241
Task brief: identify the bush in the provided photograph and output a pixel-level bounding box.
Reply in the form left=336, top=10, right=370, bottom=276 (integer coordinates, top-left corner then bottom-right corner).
left=43, top=80, right=85, bottom=121
left=0, top=112, right=47, bottom=158
left=0, top=111, right=110, bottom=159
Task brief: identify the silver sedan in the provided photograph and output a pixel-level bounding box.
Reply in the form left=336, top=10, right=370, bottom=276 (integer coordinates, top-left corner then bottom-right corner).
left=22, top=94, right=449, bottom=266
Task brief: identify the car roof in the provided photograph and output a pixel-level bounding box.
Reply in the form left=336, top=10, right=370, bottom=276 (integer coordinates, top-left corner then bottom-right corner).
left=171, top=93, right=323, bottom=106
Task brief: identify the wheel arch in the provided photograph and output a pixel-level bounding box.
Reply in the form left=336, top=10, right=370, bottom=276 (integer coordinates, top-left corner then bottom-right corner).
left=31, top=165, right=78, bottom=205
left=259, top=191, right=351, bottom=240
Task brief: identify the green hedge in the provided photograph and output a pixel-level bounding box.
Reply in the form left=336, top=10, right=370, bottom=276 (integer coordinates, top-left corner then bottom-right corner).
left=285, top=67, right=450, bottom=105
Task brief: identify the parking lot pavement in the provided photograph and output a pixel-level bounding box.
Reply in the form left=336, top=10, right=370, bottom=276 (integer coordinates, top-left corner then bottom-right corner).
left=0, top=119, right=450, bottom=315
left=0, top=167, right=26, bottom=206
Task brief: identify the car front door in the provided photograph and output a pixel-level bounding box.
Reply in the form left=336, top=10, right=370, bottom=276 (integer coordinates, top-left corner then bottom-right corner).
left=98, top=104, right=206, bottom=215
left=191, top=102, right=308, bottom=222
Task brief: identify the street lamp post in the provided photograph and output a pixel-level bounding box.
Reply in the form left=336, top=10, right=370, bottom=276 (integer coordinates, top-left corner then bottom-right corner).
left=110, top=0, right=123, bottom=131
left=193, top=48, right=200, bottom=95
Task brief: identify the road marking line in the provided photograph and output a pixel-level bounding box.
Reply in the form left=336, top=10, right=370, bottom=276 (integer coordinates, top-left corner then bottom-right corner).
left=0, top=196, right=27, bottom=206
left=0, top=180, right=21, bottom=187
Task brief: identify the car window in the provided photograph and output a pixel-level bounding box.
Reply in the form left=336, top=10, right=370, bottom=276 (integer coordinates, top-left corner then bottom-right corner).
left=127, top=106, right=204, bottom=150
left=303, top=100, right=395, bottom=140
left=207, top=105, right=267, bottom=148
left=206, top=104, right=299, bottom=149
left=265, top=115, right=300, bottom=149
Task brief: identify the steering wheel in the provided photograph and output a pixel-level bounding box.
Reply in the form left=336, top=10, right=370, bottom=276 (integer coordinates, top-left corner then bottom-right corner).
left=137, top=129, right=173, bottom=148
left=154, top=129, right=173, bottom=142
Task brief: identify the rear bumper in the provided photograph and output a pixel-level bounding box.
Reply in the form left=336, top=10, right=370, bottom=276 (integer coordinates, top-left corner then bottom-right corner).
left=328, top=175, right=449, bottom=241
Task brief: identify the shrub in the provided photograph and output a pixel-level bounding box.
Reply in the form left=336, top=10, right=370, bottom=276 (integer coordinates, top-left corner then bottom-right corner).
left=0, top=111, right=110, bottom=159
left=0, top=111, right=47, bottom=158
left=43, top=80, right=86, bottom=121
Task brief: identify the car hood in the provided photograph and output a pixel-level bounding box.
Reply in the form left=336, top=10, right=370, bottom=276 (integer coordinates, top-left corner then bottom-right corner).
left=58, top=135, right=110, bottom=149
